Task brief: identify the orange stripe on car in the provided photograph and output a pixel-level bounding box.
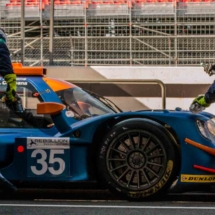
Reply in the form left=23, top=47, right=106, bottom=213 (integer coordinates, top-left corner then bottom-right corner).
left=185, top=138, right=215, bottom=156
left=12, top=63, right=23, bottom=68
left=43, top=77, right=77, bottom=92
left=11, top=63, right=77, bottom=91
left=12, top=63, right=45, bottom=76
left=13, top=67, right=45, bottom=76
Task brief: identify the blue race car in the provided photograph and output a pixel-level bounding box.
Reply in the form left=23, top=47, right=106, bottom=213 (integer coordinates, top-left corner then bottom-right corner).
left=1, top=63, right=215, bottom=200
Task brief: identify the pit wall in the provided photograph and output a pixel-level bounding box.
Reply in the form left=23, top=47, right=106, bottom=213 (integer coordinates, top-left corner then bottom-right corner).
left=46, top=66, right=215, bottom=115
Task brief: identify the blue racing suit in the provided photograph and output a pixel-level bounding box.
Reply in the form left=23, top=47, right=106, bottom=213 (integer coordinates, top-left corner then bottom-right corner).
left=0, top=28, right=17, bottom=103
left=0, top=34, right=14, bottom=77
left=205, top=80, right=215, bottom=105
left=0, top=29, right=18, bottom=193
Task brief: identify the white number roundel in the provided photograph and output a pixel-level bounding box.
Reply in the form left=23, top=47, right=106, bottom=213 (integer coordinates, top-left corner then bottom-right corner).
left=31, top=149, right=65, bottom=175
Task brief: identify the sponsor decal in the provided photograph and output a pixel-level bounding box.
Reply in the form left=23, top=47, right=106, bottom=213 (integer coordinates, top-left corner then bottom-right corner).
left=181, top=174, right=215, bottom=183
left=17, top=81, right=28, bottom=86
left=1, top=81, right=27, bottom=86
left=65, top=111, right=74, bottom=117
left=27, top=137, right=70, bottom=149
left=128, top=160, right=173, bottom=198
left=32, top=89, right=51, bottom=97
left=17, top=78, right=27, bottom=80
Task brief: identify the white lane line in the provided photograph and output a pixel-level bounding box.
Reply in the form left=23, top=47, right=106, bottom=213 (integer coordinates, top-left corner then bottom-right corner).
left=0, top=204, right=214, bottom=209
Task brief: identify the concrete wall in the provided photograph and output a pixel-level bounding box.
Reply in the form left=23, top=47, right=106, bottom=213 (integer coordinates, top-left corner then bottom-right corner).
left=46, top=66, right=215, bottom=114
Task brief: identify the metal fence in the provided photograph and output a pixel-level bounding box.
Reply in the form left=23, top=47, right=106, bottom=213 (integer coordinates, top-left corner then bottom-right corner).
left=1, top=0, right=215, bottom=66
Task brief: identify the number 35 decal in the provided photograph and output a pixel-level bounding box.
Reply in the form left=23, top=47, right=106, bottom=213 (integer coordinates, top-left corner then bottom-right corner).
left=31, top=149, right=65, bottom=176
left=27, top=137, right=70, bottom=177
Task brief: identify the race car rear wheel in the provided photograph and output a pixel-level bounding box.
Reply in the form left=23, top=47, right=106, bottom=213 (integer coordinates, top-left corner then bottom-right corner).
left=96, top=118, right=180, bottom=200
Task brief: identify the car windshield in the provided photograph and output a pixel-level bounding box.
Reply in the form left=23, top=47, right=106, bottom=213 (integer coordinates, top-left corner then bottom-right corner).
left=56, top=87, right=116, bottom=119
left=84, top=89, right=122, bottom=113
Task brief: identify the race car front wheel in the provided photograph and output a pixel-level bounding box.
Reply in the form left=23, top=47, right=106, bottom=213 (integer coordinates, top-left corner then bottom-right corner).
left=96, top=118, right=180, bottom=200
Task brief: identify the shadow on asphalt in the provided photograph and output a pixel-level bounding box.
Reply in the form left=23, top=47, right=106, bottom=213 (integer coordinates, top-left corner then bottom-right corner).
left=0, top=189, right=215, bottom=202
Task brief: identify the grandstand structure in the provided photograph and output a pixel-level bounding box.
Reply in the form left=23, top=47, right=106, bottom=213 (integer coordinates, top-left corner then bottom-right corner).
left=0, top=0, right=215, bottom=66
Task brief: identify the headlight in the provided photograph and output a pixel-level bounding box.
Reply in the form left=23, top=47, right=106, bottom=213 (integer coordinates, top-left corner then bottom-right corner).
left=206, top=119, right=215, bottom=138
left=196, top=118, right=215, bottom=143
left=196, top=120, right=208, bottom=139
left=211, top=117, right=215, bottom=124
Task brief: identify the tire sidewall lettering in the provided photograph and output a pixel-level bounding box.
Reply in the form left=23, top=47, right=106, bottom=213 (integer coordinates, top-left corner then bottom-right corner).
left=97, top=119, right=179, bottom=200
left=99, top=138, right=111, bottom=158
left=128, top=160, right=173, bottom=198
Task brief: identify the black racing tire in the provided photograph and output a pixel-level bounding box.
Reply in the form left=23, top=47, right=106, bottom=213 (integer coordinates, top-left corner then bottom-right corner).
left=96, top=118, right=180, bottom=201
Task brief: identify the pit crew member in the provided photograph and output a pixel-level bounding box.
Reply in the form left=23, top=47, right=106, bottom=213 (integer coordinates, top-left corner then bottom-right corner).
left=190, top=63, right=215, bottom=113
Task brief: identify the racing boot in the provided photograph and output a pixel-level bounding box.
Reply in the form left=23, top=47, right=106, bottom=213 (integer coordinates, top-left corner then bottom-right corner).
left=0, top=172, right=17, bottom=193
left=3, top=74, right=24, bottom=113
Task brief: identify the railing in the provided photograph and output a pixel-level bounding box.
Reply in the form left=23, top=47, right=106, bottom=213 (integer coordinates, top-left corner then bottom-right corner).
left=72, top=79, right=166, bottom=109
left=2, top=0, right=215, bottom=66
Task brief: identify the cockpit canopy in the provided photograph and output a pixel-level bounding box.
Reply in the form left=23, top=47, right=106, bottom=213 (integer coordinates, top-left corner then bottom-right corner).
left=56, top=87, right=115, bottom=118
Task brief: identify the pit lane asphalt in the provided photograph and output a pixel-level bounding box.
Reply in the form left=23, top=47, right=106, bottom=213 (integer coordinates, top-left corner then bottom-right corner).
left=0, top=190, right=215, bottom=215
left=1, top=198, right=215, bottom=215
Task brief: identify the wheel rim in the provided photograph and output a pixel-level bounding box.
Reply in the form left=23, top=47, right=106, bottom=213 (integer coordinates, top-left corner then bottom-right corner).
left=106, top=130, right=167, bottom=191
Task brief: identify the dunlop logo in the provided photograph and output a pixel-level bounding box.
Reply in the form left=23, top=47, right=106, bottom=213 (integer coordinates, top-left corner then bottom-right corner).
left=181, top=174, right=215, bottom=183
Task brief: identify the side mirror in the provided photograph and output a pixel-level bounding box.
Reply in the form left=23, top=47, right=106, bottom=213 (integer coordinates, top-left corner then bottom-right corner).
left=37, top=102, right=65, bottom=115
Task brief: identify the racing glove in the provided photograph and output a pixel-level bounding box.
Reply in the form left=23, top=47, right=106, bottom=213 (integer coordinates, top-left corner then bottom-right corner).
left=189, top=94, right=210, bottom=113
left=4, top=73, right=17, bottom=102
left=201, top=63, right=215, bottom=76
left=2, top=77, right=23, bottom=113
